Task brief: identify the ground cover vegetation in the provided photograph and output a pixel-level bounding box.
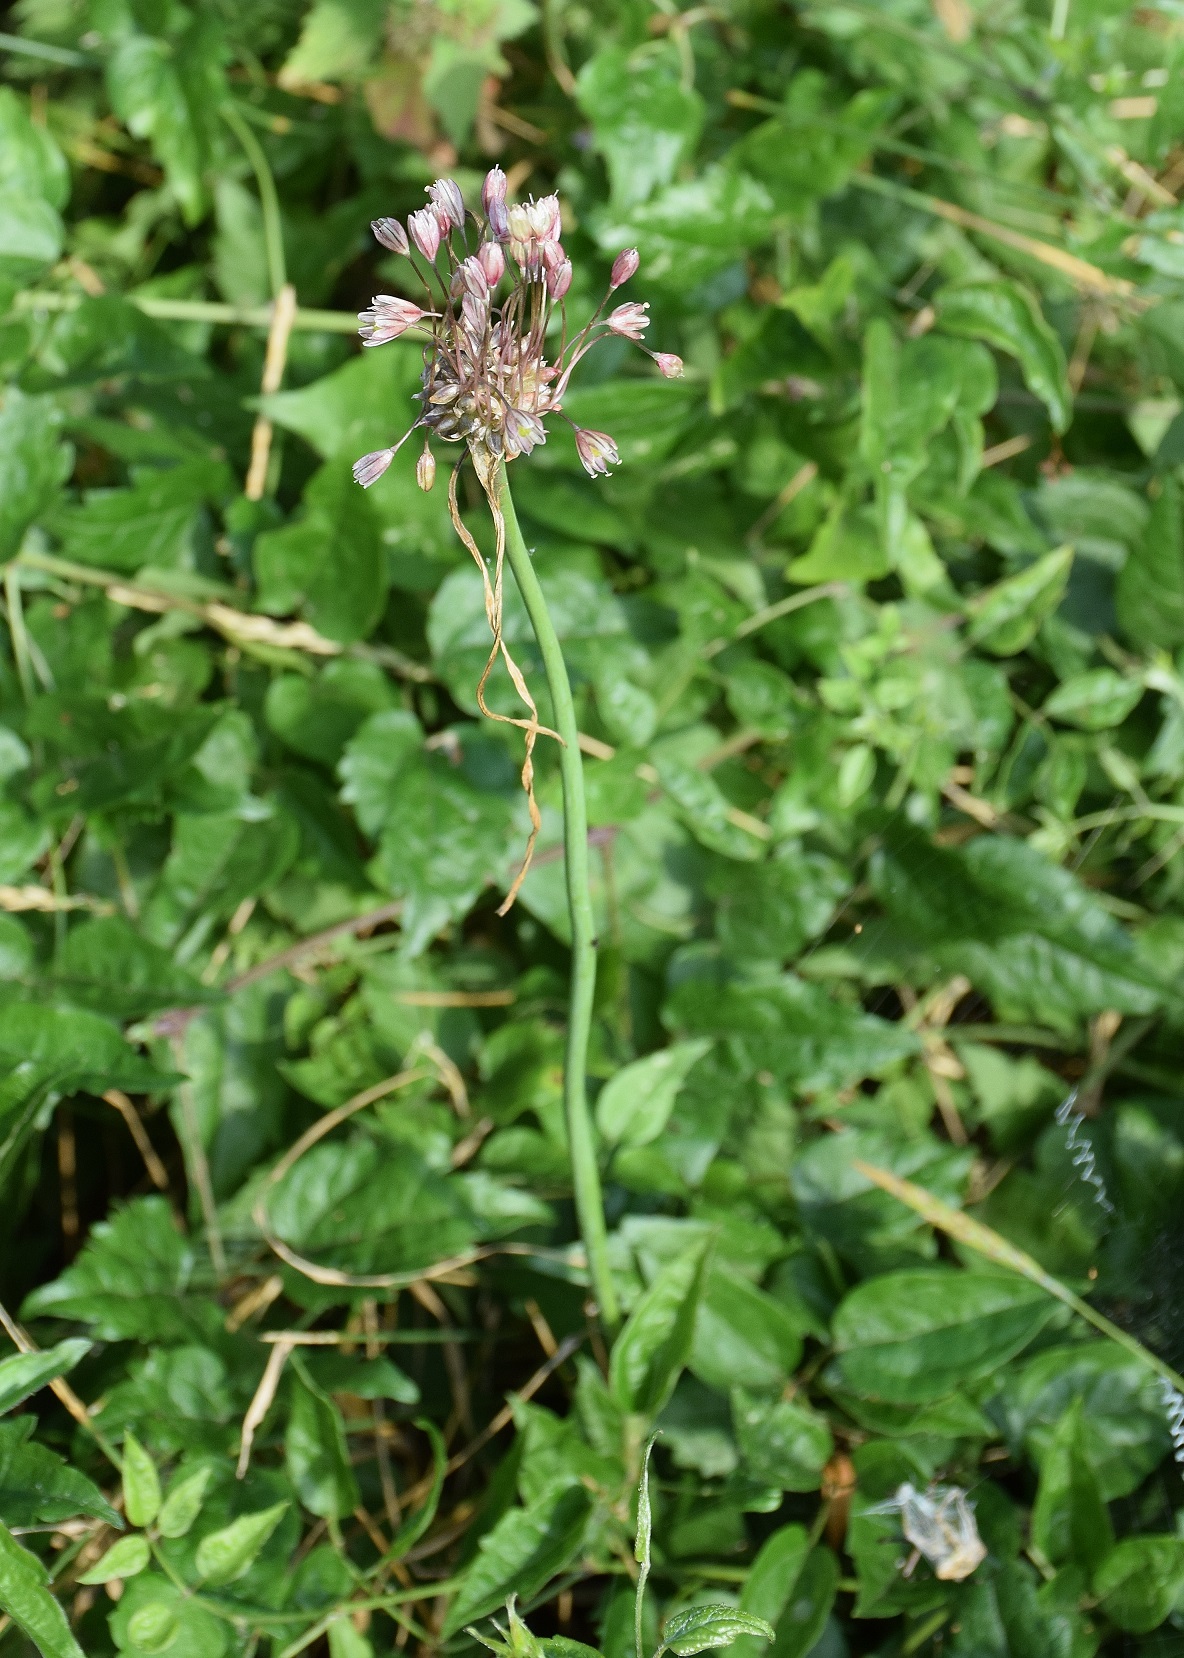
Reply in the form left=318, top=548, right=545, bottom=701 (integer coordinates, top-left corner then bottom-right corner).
left=4, top=1, right=1184, bottom=1657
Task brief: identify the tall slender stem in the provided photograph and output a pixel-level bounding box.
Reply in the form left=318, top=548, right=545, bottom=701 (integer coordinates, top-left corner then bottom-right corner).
left=497, top=469, right=619, bottom=1330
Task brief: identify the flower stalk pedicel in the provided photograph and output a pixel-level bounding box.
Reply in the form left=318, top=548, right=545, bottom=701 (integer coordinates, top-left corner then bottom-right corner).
left=352, top=176, right=674, bottom=1326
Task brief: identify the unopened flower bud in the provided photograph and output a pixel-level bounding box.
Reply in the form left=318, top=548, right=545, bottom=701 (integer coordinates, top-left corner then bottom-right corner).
left=460, top=256, right=488, bottom=297
left=607, top=301, right=650, bottom=341
left=541, top=239, right=565, bottom=273
left=358, top=295, right=429, bottom=347
left=610, top=248, right=639, bottom=288
left=407, top=208, right=441, bottom=262
left=416, top=445, right=436, bottom=492
left=477, top=240, right=505, bottom=285
left=353, top=447, right=397, bottom=488
left=653, top=352, right=684, bottom=379
left=482, top=166, right=508, bottom=212
left=373, top=217, right=409, bottom=255
left=547, top=258, right=572, bottom=300
left=574, top=426, right=619, bottom=478
left=487, top=197, right=510, bottom=240
left=428, top=177, right=465, bottom=232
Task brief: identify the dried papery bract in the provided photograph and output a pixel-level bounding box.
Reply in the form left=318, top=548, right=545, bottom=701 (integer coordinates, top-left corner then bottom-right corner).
left=352, top=174, right=674, bottom=906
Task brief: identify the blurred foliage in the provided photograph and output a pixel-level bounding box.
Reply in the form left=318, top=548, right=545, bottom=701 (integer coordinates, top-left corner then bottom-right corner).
left=4, top=2, right=1184, bottom=1658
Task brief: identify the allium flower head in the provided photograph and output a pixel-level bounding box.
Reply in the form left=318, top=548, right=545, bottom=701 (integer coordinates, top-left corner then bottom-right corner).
left=353, top=178, right=672, bottom=492
left=353, top=182, right=680, bottom=913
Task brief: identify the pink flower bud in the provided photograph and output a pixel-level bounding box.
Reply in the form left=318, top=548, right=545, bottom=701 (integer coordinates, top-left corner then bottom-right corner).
left=653, top=352, right=684, bottom=379
left=541, top=238, right=565, bottom=273
left=546, top=258, right=572, bottom=300
left=477, top=240, right=505, bottom=285
left=428, top=178, right=465, bottom=232
left=372, top=217, right=409, bottom=255
left=407, top=208, right=441, bottom=262
left=487, top=197, right=510, bottom=241
left=357, top=295, right=429, bottom=347
left=353, top=447, right=396, bottom=488
left=482, top=166, right=508, bottom=212
left=574, top=427, right=619, bottom=477
left=607, top=301, right=650, bottom=341
left=459, top=256, right=488, bottom=296
left=416, top=446, right=436, bottom=492
left=609, top=248, right=639, bottom=288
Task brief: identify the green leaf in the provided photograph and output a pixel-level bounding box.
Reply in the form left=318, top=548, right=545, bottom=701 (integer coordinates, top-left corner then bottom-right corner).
left=1116, top=475, right=1184, bottom=649
left=577, top=46, right=704, bottom=212
left=53, top=917, right=207, bottom=1020
left=285, top=1365, right=360, bottom=1520
left=279, top=0, right=389, bottom=84
left=266, top=659, right=396, bottom=768
left=611, top=1239, right=711, bottom=1416
left=0, top=1341, right=90, bottom=1416
left=21, top=1197, right=196, bottom=1345
left=0, top=1419, right=121, bottom=1527
left=832, top=1268, right=1055, bottom=1402
left=1095, top=1537, right=1184, bottom=1633
left=125, top=1602, right=181, bottom=1656
left=156, top=1468, right=212, bottom=1540
left=78, top=1535, right=151, bottom=1585
left=254, top=459, right=388, bottom=644
left=51, top=459, right=230, bottom=574
left=122, top=1433, right=161, bottom=1528
left=691, top=1266, right=803, bottom=1394
left=1030, top=1398, right=1113, bottom=1573
left=597, top=1040, right=712, bottom=1147
left=441, top=1484, right=591, bottom=1636
left=966, top=546, right=1074, bottom=656
left=936, top=280, right=1071, bottom=432
left=659, top=1606, right=775, bottom=1657
left=0, top=389, right=71, bottom=561
left=193, top=1502, right=288, bottom=1586
left=0, top=1521, right=84, bottom=1658
left=1043, top=668, right=1143, bottom=730
left=732, top=1391, right=834, bottom=1492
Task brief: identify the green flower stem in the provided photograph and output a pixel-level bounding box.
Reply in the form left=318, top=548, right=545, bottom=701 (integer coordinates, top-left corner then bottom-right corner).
left=221, top=103, right=287, bottom=299
left=498, top=469, right=619, bottom=1331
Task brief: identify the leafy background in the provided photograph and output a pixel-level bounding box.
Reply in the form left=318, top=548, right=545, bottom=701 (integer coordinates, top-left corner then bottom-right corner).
left=4, top=1, right=1184, bottom=1657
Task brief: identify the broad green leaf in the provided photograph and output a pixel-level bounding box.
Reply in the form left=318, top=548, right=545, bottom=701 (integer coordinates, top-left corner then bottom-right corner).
left=832, top=1268, right=1055, bottom=1402
left=936, top=280, right=1071, bottom=432
left=122, top=1433, right=161, bottom=1528
left=280, top=0, right=390, bottom=85
left=0, top=389, right=71, bottom=561
left=734, top=1526, right=809, bottom=1658
left=22, top=1197, right=197, bottom=1345
left=1030, top=1398, right=1113, bottom=1572
left=0, top=1521, right=84, bottom=1658
left=732, top=1391, right=833, bottom=1492
left=254, top=459, right=388, bottom=644
left=611, top=1239, right=710, bottom=1415
left=597, top=1039, right=712, bottom=1147
left=285, top=1367, right=359, bottom=1520
left=577, top=45, right=704, bottom=211
left=0, top=1341, right=89, bottom=1416
left=1095, top=1537, right=1184, bottom=1633
left=125, top=1602, right=181, bottom=1656
left=659, top=1606, right=775, bottom=1657
left=966, top=546, right=1074, bottom=656
left=691, top=1266, right=803, bottom=1394
left=440, top=1484, right=591, bottom=1636
left=78, top=1535, right=151, bottom=1585
left=50, top=459, right=230, bottom=574
left=1116, top=475, right=1184, bottom=649
left=266, top=659, right=396, bottom=768
left=1043, top=668, right=1142, bottom=730
left=53, top=917, right=207, bottom=1020
left=193, top=1502, right=288, bottom=1586
left=156, top=1468, right=212, bottom=1540
left=0, top=1419, right=121, bottom=1527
